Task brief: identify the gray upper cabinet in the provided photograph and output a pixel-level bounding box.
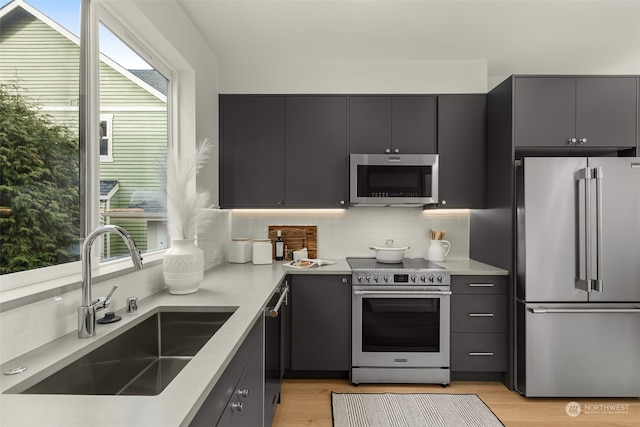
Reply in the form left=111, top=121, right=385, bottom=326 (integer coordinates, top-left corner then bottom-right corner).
left=514, top=77, right=638, bottom=148
left=219, top=95, right=285, bottom=208
left=437, top=94, right=486, bottom=208
left=349, top=96, right=436, bottom=154
left=285, top=96, right=348, bottom=208
left=220, top=95, right=348, bottom=208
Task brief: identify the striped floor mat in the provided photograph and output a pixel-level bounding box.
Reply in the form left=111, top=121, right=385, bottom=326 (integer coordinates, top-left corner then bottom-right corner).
left=332, top=392, right=504, bottom=427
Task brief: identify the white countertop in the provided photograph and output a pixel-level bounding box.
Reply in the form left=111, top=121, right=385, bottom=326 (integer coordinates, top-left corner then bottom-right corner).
left=0, top=258, right=505, bottom=427
left=433, top=258, right=508, bottom=276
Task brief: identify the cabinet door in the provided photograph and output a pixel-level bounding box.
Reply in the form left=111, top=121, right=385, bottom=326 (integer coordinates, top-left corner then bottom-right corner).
left=285, top=96, right=348, bottom=208
left=514, top=77, right=576, bottom=147
left=575, top=77, right=637, bottom=148
left=231, top=342, right=265, bottom=427
left=437, top=95, right=486, bottom=208
left=349, top=96, right=392, bottom=154
left=291, top=275, right=351, bottom=371
left=392, top=96, right=436, bottom=154
left=220, top=95, right=285, bottom=208
left=191, top=319, right=262, bottom=427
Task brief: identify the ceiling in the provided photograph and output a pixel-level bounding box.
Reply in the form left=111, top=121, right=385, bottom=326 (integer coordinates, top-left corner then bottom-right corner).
left=178, top=0, right=640, bottom=80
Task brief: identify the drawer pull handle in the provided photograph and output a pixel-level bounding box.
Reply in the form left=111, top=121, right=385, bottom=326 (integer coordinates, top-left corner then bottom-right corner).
left=469, top=352, right=494, bottom=356
left=469, top=313, right=494, bottom=317
left=469, top=283, right=494, bottom=287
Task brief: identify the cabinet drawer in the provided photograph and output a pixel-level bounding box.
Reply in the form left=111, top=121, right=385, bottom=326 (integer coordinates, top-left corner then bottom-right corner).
left=452, top=275, right=507, bottom=295
left=451, top=333, right=507, bottom=372
left=451, top=294, right=506, bottom=333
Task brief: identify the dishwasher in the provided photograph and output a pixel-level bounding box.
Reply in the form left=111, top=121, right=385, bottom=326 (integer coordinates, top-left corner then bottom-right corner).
left=264, top=279, right=289, bottom=427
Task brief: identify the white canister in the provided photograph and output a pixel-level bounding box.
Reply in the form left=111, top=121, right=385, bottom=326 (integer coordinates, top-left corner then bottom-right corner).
left=229, top=238, right=252, bottom=263
left=252, top=239, right=273, bottom=265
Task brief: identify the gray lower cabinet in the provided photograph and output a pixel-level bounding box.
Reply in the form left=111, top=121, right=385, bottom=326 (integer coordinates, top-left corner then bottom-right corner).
left=349, top=95, right=436, bottom=154
left=513, top=76, right=638, bottom=149
left=290, top=275, right=351, bottom=372
left=450, top=275, right=507, bottom=373
left=190, top=318, right=264, bottom=427
left=437, top=94, right=486, bottom=208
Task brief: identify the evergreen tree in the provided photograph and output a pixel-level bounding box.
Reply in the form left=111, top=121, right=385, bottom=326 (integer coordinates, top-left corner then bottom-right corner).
left=0, top=82, right=80, bottom=274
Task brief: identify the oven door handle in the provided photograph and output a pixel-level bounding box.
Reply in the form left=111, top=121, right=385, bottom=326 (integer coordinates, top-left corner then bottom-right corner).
left=353, top=290, right=451, bottom=296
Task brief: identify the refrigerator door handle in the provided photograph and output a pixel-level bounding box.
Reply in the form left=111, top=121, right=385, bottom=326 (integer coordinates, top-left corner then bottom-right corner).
left=528, top=307, right=640, bottom=314
left=592, top=166, right=604, bottom=292
left=576, top=167, right=591, bottom=292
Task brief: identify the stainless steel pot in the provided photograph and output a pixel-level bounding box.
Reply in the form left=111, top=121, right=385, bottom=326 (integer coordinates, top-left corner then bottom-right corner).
left=369, top=241, right=409, bottom=263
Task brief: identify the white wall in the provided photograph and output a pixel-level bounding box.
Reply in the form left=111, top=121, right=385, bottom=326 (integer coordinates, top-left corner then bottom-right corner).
left=221, top=59, right=488, bottom=94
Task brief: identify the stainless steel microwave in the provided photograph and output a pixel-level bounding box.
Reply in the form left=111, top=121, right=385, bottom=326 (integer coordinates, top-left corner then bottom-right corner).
left=349, top=154, right=439, bottom=207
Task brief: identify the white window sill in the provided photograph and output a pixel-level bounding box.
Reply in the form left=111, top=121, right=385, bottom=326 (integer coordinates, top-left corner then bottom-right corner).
left=0, top=251, right=164, bottom=312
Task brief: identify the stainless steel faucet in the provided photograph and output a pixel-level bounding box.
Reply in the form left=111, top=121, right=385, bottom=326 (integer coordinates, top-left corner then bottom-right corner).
left=78, top=225, right=144, bottom=338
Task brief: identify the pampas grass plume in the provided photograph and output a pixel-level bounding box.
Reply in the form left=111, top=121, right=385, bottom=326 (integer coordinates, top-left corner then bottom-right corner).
left=163, top=138, right=214, bottom=240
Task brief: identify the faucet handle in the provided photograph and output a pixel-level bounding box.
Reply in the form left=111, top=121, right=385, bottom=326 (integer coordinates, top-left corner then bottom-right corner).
left=94, top=285, right=118, bottom=312
left=106, top=284, right=118, bottom=299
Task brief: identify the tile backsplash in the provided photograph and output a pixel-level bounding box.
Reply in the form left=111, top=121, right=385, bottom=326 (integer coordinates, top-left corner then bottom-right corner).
left=227, top=208, right=470, bottom=260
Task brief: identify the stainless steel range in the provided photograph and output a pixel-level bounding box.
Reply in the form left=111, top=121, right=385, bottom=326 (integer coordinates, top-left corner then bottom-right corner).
left=347, top=258, right=451, bottom=386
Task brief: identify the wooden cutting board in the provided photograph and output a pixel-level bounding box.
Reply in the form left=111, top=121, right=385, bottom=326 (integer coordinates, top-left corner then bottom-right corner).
left=268, top=226, right=317, bottom=259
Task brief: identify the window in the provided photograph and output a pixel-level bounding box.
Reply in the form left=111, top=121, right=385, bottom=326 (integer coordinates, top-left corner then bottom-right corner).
left=0, top=0, right=169, bottom=284
left=99, top=114, right=113, bottom=162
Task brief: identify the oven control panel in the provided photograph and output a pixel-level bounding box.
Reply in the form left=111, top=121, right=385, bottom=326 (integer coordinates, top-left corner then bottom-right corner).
left=352, top=272, right=450, bottom=286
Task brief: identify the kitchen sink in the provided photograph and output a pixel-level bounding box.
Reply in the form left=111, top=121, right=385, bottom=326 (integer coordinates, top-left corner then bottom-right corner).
left=16, top=308, right=237, bottom=396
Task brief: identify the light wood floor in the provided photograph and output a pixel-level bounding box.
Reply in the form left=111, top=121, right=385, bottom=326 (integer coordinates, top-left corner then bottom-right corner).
left=272, top=379, right=640, bottom=426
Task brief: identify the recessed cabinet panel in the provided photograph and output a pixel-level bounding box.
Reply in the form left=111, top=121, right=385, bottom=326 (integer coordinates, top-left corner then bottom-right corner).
left=392, top=96, right=437, bottom=154
left=349, top=96, right=392, bottom=154
left=514, top=76, right=638, bottom=149
left=576, top=77, right=637, bottom=148
left=514, top=77, right=576, bottom=147
left=220, top=96, right=285, bottom=208
left=349, top=96, right=436, bottom=154
left=285, top=96, right=348, bottom=208
left=437, top=95, right=486, bottom=208
left=290, top=275, right=351, bottom=371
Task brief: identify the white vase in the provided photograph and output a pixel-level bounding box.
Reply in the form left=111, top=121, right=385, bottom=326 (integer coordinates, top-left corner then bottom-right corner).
left=163, top=238, right=204, bottom=294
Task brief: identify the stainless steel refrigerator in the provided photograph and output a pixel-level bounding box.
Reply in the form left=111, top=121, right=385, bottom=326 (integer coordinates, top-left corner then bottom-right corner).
left=515, top=157, right=640, bottom=397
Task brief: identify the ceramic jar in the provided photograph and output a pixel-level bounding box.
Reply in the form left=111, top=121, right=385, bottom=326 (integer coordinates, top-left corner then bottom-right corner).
left=229, top=238, right=252, bottom=263
left=252, top=239, right=273, bottom=265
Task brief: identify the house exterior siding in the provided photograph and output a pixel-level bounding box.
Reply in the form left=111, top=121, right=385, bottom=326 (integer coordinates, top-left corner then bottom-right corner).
left=0, top=3, right=168, bottom=253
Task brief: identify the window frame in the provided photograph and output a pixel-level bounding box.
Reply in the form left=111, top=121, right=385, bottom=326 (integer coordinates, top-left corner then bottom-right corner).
left=99, top=113, right=113, bottom=162
left=0, top=0, right=182, bottom=297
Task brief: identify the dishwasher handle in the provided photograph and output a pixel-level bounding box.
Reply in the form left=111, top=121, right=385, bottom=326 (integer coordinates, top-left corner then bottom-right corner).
left=266, top=285, right=289, bottom=317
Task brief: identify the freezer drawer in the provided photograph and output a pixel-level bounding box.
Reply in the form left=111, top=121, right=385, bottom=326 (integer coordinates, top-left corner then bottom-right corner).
left=517, top=302, right=640, bottom=397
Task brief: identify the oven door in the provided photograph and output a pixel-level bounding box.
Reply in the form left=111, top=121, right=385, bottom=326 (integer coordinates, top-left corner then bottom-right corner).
left=352, top=286, right=450, bottom=368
